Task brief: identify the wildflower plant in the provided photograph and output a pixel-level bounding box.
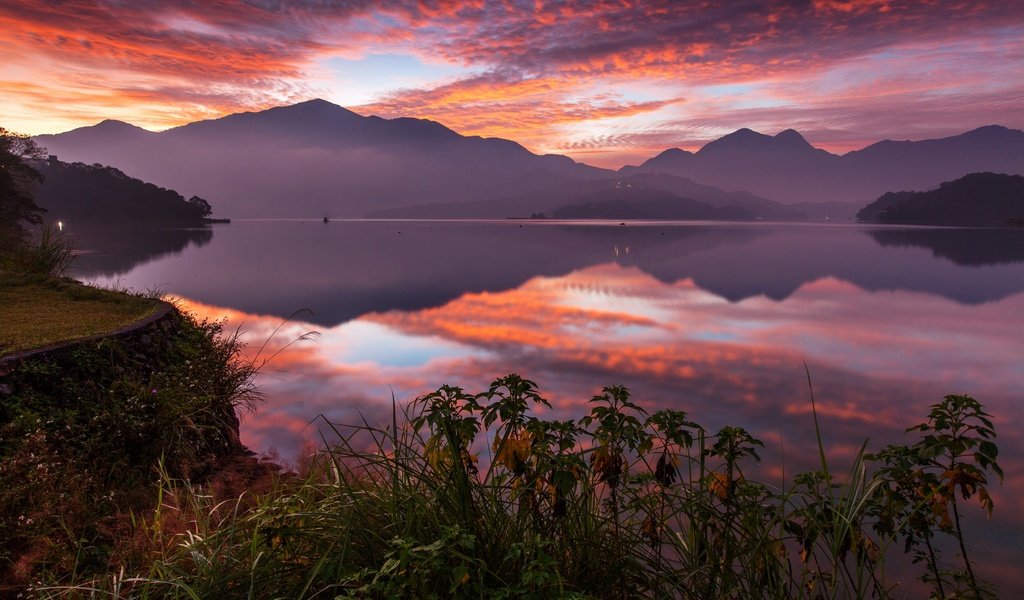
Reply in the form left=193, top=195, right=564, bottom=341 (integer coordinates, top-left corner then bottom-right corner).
left=45, top=378, right=1006, bottom=599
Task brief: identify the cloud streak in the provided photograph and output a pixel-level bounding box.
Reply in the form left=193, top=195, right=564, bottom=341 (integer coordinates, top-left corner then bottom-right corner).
left=2, top=1, right=1023, bottom=165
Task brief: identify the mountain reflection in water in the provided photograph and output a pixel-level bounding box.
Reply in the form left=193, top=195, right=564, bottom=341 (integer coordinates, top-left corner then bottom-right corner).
left=72, top=221, right=1024, bottom=325
left=70, top=221, right=1024, bottom=592
left=175, top=262, right=1023, bottom=592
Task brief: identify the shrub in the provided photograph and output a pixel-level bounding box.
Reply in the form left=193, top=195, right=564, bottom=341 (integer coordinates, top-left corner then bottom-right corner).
left=0, top=311, right=260, bottom=586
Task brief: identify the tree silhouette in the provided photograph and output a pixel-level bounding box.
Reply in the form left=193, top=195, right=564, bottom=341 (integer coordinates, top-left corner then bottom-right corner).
left=0, top=127, right=46, bottom=248
left=187, top=195, right=212, bottom=219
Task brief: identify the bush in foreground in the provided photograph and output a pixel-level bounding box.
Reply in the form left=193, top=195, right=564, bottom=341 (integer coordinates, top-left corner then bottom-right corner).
left=49, top=376, right=1003, bottom=599
left=0, top=310, right=260, bottom=588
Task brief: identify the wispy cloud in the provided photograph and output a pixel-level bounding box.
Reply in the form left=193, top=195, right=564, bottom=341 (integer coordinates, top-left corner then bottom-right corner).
left=2, top=1, right=1022, bottom=165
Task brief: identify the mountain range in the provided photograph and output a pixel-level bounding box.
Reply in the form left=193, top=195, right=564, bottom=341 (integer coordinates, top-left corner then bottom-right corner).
left=36, top=99, right=607, bottom=219
left=34, top=99, right=1024, bottom=218
left=620, top=125, right=1024, bottom=205
left=366, top=172, right=823, bottom=220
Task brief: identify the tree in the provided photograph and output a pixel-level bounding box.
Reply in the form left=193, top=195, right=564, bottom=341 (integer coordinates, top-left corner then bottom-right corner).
left=186, top=195, right=213, bottom=219
left=0, top=127, right=47, bottom=247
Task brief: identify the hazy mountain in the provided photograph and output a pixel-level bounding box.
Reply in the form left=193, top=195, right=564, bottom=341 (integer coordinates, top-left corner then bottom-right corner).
left=36, top=101, right=1023, bottom=216
left=549, top=185, right=755, bottom=220
left=36, top=99, right=609, bottom=218
left=620, top=126, right=1024, bottom=205
left=365, top=173, right=813, bottom=220
left=857, top=172, right=1024, bottom=226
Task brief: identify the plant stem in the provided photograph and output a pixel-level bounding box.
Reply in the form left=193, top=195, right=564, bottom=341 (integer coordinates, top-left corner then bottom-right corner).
left=925, top=530, right=946, bottom=598
left=951, top=496, right=980, bottom=596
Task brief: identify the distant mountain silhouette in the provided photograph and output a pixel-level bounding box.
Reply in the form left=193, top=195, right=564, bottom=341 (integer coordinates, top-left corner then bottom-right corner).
left=550, top=184, right=755, bottom=220
left=36, top=102, right=1023, bottom=216
left=857, top=172, right=1024, bottom=226
left=33, top=157, right=213, bottom=223
left=620, top=126, right=1024, bottom=205
left=366, top=173, right=821, bottom=220
left=36, top=99, right=609, bottom=218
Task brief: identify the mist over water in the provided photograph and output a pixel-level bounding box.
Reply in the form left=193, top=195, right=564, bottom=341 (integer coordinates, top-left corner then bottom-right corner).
left=71, top=220, right=1024, bottom=592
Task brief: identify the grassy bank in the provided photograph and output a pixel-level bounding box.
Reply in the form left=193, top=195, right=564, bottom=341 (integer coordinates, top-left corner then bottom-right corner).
left=40, top=376, right=1003, bottom=599
left=1, top=225, right=158, bottom=356
left=0, top=273, right=159, bottom=356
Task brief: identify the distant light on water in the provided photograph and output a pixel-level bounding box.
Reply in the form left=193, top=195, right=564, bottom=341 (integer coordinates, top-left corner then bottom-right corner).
left=57, top=220, right=63, bottom=232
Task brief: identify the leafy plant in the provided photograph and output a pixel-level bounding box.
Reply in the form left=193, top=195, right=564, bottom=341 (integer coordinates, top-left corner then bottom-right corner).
left=35, top=379, right=1005, bottom=599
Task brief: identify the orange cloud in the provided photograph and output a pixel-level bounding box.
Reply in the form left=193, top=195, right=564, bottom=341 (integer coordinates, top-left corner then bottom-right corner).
left=357, top=70, right=675, bottom=151
left=4, top=0, right=1022, bottom=162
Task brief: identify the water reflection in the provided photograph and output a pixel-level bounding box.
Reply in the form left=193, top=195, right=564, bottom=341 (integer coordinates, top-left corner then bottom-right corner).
left=173, top=262, right=1024, bottom=593
left=72, top=221, right=1024, bottom=325
left=869, top=227, right=1024, bottom=266
left=65, top=221, right=1024, bottom=594
left=70, top=224, right=214, bottom=278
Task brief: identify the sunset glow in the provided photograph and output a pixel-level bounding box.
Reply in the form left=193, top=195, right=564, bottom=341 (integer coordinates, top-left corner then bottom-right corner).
left=166, top=263, right=1024, bottom=586
left=3, top=1, right=1023, bottom=167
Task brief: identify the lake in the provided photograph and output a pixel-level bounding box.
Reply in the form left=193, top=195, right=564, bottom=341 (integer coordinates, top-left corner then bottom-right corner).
left=69, top=219, right=1024, bottom=592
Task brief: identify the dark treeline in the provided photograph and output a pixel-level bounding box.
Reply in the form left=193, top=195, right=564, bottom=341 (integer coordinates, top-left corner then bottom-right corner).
left=857, top=172, right=1024, bottom=226
left=33, top=157, right=212, bottom=223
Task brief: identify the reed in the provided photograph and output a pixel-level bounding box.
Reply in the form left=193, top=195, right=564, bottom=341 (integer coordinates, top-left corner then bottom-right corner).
left=0, top=223, right=74, bottom=277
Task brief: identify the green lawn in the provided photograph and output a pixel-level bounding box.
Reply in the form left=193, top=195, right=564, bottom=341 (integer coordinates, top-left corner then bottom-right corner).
left=0, top=274, right=159, bottom=356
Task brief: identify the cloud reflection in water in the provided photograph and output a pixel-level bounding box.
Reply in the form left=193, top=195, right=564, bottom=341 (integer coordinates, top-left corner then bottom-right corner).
left=172, top=263, right=1024, bottom=583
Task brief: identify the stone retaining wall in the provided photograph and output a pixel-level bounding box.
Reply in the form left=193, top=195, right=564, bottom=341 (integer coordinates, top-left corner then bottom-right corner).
left=0, top=299, right=244, bottom=455
left=0, top=300, right=177, bottom=374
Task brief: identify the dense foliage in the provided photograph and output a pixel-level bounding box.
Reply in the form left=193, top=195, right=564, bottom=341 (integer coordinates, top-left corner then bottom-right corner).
left=52, top=376, right=1003, bottom=599
left=0, top=311, right=259, bottom=587
left=34, top=157, right=213, bottom=223
left=857, top=172, right=1024, bottom=226
left=0, top=128, right=46, bottom=249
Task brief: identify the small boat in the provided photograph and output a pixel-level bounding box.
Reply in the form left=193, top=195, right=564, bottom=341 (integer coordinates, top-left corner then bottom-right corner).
left=322, top=213, right=330, bottom=223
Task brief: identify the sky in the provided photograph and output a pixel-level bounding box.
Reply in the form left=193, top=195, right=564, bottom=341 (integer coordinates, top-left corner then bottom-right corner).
left=2, top=1, right=1023, bottom=168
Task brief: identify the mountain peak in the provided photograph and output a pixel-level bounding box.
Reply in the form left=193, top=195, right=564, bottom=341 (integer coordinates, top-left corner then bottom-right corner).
left=725, top=127, right=767, bottom=140
left=43, top=119, right=152, bottom=138
left=287, top=98, right=349, bottom=111
left=958, top=124, right=1020, bottom=139
left=296, top=97, right=336, bottom=106
left=774, top=128, right=810, bottom=145
left=95, top=119, right=131, bottom=127
left=968, top=124, right=1011, bottom=133
left=697, top=128, right=772, bottom=155
left=270, top=98, right=359, bottom=117
left=93, top=119, right=148, bottom=132
left=657, top=147, right=694, bottom=158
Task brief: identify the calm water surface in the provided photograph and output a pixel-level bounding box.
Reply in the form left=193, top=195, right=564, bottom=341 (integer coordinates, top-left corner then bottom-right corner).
left=69, top=220, right=1024, bottom=592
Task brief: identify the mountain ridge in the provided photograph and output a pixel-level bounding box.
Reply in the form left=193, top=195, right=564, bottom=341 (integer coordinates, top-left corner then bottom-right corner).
left=36, top=99, right=610, bottom=218
left=620, top=124, right=1024, bottom=205
left=35, top=100, right=1024, bottom=216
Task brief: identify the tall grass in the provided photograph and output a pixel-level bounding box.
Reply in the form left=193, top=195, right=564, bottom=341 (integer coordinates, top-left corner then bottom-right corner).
left=44, top=377, right=1003, bottom=599
left=0, top=222, right=75, bottom=277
